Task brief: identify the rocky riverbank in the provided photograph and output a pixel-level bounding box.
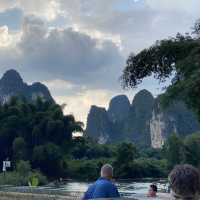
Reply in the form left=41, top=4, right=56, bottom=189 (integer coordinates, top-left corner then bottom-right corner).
left=0, top=191, right=170, bottom=200
left=0, top=191, right=79, bottom=200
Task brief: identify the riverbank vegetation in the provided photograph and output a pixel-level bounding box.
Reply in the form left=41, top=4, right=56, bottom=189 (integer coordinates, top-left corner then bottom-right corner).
left=0, top=97, right=168, bottom=184
left=0, top=97, right=200, bottom=185
left=0, top=160, right=47, bottom=186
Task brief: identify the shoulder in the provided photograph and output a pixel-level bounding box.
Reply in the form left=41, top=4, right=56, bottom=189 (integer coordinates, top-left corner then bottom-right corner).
left=93, top=179, right=120, bottom=198
left=87, top=183, right=96, bottom=191
left=85, top=183, right=96, bottom=195
left=96, top=178, right=112, bottom=185
left=96, top=179, right=117, bottom=190
left=82, top=183, right=96, bottom=200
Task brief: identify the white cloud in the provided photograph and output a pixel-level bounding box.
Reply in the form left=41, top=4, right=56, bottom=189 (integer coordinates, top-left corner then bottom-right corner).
left=54, top=89, right=115, bottom=124
left=42, top=79, right=75, bottom=91
left=18, top=0, right=62, bottom=21
left=0, top=26, right=12, bottom=47
left=0, top=0, right=16, bottom=12
left=0, top=0, right=62, bottom=21
left=0, top=15, right=123, bottom=90
left=50, top=77, right=168, bottom=123
left=145, top=0, right=200, bottom=15
left=56, top=0, right=199, bottom=55
left=1, top=0, right=199, bottom=53
left=0, top=0, right=199, bottom=123
left=72, top=24, right=122, bottom=49
left=0, top=25, right=21, bottom=48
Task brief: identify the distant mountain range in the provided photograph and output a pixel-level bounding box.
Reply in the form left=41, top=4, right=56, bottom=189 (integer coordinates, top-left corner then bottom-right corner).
left=86, top=90, right=200, bottom=148
left=0, top=69, right=54, bottom=104
left=1, top=69, right=199, bottom=148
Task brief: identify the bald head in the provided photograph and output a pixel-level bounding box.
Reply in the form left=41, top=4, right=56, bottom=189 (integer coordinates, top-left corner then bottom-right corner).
left=101, top=164, right=113, bottom=179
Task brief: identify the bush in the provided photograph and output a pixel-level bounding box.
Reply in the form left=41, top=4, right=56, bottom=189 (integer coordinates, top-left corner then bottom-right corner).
left=28, top=171, right=48, bottom=186
left=32, top=143, right=63, bottom=177
left=16, top=160, right=31, bottom=176
left=67, top=158, right=112, bottom=181
left=0, top=171, right=24, bottom=186
left=0, top=170, right=48, bottom=186
left=134, top=158, right=168, bottom=178
left=0, top=160, right=48, bottom=186
left=114, top=158, right=168, bottom=179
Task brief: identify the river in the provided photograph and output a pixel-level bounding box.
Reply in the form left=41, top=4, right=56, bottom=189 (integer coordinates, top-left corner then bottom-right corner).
left=63, top=180, right=170, bottom=199
left=0, top=179, right=170, bottom=199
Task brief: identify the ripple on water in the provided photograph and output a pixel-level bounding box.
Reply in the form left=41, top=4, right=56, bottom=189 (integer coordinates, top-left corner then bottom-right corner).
left=0, top=180, right=170, bottom=199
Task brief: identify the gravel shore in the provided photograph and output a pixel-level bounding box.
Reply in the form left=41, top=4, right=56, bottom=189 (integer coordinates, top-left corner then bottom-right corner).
left=0, top=191, right=80, bottom=200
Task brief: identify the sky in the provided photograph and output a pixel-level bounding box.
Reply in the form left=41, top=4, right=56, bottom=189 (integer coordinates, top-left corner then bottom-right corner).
left=0, top=0, right=199, bottom=124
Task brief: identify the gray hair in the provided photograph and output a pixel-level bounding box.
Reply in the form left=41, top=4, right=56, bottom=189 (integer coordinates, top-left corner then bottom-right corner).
left=101, top=164, right=113, bottom=178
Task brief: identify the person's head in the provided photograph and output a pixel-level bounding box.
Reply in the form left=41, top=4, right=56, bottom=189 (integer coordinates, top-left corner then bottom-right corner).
left=169, top=164, right=200, bottom=200
left=148, top=184, right=158, bottom=197
left=100, top=164, right=113, bottom=179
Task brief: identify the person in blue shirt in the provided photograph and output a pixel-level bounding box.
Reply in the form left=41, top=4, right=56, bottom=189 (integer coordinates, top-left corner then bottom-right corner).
left=82, top=164, right=120, bottom=200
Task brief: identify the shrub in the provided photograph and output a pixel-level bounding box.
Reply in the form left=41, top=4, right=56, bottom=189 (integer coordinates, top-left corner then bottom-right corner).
left=0, top=160, right=47, bottom=186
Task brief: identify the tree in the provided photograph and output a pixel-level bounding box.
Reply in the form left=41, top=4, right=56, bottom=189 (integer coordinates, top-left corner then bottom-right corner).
left=121, top=20, right=200, bottom=118
left=163, top=133, right=184, bottom=168
left=12, top=137, right=27, bottom=161
left=192, top=18, right=200, bottom=37
left=114, top=142, right=138, bottom=178
left=184, top=133, right=200, bottom=166
left=32, top=126, right=43, bottom=146
left=63, top=115, right=84, bottom=140
left=71, top=137, right=89, bottom=159
left=115, top=142, right=137, bottom=164
left=32, top=143, right=62, bottom=177
left=16, top=160, right=31, bottom=176
left=0, top=96, right=83, bottom=178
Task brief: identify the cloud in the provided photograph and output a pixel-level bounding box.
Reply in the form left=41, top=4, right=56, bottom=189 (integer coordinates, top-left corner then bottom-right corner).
left=17, top=0, right=62, bottom=21
left=55, top=88, right=114, bottom=124
left=40, top=75, right=169, bottom=124
left=0, top=26, right=12, bottom=47
left=0, top=8, right=23, bottom=30
left=42, top=79, right=77, bottom=96
left=56, top=0, right=199, bottom=54
left=1, top=0, right=199, bottom=53
left=0, top=15, right=124, bottom=90
left=0, top=0, right=199, bottom=123
left=0, top=13, right=125, bottom=127
left=0, top=0, right=62, bottom=21
left=50, top=76, right=168, bottom=124
left=0, top=0, right=15, bottom=12
left=145, top=0, right=200, bottom=15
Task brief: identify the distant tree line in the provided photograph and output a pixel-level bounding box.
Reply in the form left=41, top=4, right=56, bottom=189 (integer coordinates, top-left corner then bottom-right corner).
left=1, top=97, right=200, bottom=185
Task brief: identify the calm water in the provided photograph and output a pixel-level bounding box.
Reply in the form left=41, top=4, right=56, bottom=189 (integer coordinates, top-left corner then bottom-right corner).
left=0, top=180, right=170, bottom=199
left=63, top=180, right=170, bottom=199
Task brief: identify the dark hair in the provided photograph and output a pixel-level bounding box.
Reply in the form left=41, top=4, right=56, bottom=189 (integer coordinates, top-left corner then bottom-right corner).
left=150, top=184, right=157, bottom=192
left=169, top=164, right=200, bottom=196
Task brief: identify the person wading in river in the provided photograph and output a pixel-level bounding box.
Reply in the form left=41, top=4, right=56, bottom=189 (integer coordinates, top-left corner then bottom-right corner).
left=147, top=184, right=158, bottom=198
left=82, top=164, right=120, bottom=200
left=169, top=164, right=200, bottom=200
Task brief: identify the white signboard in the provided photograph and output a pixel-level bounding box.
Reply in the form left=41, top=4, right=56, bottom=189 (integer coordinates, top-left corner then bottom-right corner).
left=2, top=161, right=11, bottom=172
left=3, top=161, right=11, bottom=168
